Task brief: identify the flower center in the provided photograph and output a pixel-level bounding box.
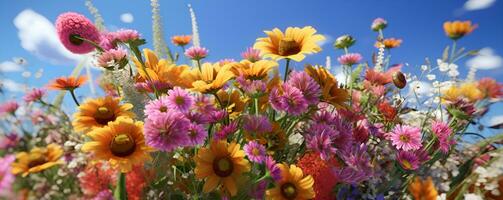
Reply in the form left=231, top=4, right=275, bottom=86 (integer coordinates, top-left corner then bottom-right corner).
left=110, top=134, right=136, bottom=157
left=252, top=148, right=261, bottom=156
left=281, top=183, right=298, bottom=199
left=212, top=157, right=234, bottom=177
left=175, top=96, right=185, bottom=105
left=399, top=134, right=410, bottom=142
left=69, top=34, right=84, bottom=45
left=278, top=38, right=301, bottom=56
left=159, top=106, right=168, bottom=112
left=401, top=160, right=412, bottom=170
left=27, top=153, right=48, bottom=168
left=94, top=106, right=116, bottom=125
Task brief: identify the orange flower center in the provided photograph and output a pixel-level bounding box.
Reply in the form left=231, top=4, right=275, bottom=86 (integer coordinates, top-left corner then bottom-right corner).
left=252, top=148, right=261, bottom=156
left=401, top=160, right=412, bottom=170
left=278, top=38, right=301, bottom=56
left=213, top=157, right=234, bottom=177
left=110, top=134, right=136, bottom=157
left=27, top=153, right=48, bottom=168
left=159, top=106, right=168, bottom=112
left=281, top=182, right=298, bottom=199
left=175, top=96, right=185, bottom=105
left=399, top=134, right=410, bottom=143
left=94, top=106, right=116, bottom=125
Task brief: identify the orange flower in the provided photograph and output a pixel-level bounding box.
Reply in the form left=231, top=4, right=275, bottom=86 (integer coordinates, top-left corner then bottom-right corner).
left=375, top=38, right=402, bottom=49
left=443, top=20, right=477, bottom=40
left=478, top=77, right=503, bottom=99
left=47, top=76, right=87, bottom=91
left=408, top=177, right=438, bottom=200
left=171, top=35, right=192, bottom=47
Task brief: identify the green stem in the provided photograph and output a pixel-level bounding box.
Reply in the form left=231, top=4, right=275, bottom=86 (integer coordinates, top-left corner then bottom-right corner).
left=73, top=35, right=104, bottom=52
left=449, top=40, right=457, bottom=63
left=254, top=97, right=259, bottom=115
left=69, top=90, right=80, bottom=106
left=283, top=59, right=291, bottom=82
left=196, top=59, right=202, bottom=72
left=114, top=172, right=127, bottom=200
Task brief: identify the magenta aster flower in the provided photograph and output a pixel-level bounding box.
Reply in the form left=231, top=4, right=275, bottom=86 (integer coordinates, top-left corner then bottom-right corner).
left=241, top=47, right=261, bottom=62
left=265, top=156, right=282, bottom=181
left=184, top=46, right=208, bottom=60
left=113, top=29, right=140, bottom=43
left=55, top=12, right=101, bottom=54
left=431, top=121, right=455, bottom=153
left=0, top=101, right=19, bottom=115
left=388, top=125, right=422, bottom=151
left=244, top=141, right=266, bottom=163
left=96, top=48, right=127, bottom=69
left=397, top=149, right=429, bottom=170
left=306, top=131, right=337, bottom=160
left=0, top=154, right=15, bottom=197
left=243, top=115, right=272, bottom=135
left=371, top=18, right=388, bottom=31
left=334, top=144, right=373, bottom=184
left=166, top=87, right=194, bottom=113
left=0, top=132, right=19, bottom=149
left=144, top=96, right=170, bottom=118
left=214, top=121, right=238, bottom=140
left=23, top=88, right=46, bottom=103
left=286, top=71, right=321, bottom=105
left=269, top=84, right=308, bottom=116
left=338, top=53, right=362, bottom=65
left=144, top=112, right=191, bottom=151
left=193, top=95, right=216, bottom=114
left=187, top=123, right=206, bottom=146
left=135, top=80, right=172, bottom=94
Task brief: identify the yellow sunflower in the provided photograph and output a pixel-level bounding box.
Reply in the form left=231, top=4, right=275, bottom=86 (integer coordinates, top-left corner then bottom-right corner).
left=81, top=117, right=152, bottom=173
left=194, top=140, right=251, bottom=197
left=134, top=48, right=191, bottom=88
left=305, top=65, right=348, bottom=107
left=73, top=96, right=134, bottom=133
left=441, top=82, right=483, bottom=103
left=230, top=60, right=278, bottom=80
left=254, top=26, right=325, bottom=62
left=190, top=62, right=235, bottom=94
left=216, top=90, right=247, bottom=119
left=266, top=163, right=315, bottom=200
left=11, top=144, right=64, bottom=177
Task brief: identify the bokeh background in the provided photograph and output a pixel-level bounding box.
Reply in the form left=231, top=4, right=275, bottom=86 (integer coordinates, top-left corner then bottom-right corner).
left=1, top=0, right=502, bottom=135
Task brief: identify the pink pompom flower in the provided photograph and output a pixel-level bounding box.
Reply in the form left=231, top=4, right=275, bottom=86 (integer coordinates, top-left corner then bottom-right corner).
left=56, top=12, right=101, bottom=54
left=338, top=53, right=362, bottom=65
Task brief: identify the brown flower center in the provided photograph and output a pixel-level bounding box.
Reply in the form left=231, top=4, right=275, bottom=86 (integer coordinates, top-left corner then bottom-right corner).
left=212, top=157, right=234, bottom=177
left=159, top=106, right=168, bottom=112
left=69, top=34, right=84, bottom=45
left=110, top=134, right=136, bottom=157
left=175, top=96, right=185, bottom=105
left=281, top=182, right=298, bottom=199
left=94, top=106, right=116, bottom=125
left=27, top=152, right=48, bottom=168
left=278, top=38, right=301, bottom=56
left=399, top=134, right=410, bottom=143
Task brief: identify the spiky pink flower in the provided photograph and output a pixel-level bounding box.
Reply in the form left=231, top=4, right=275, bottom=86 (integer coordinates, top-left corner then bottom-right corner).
left=214, top=122, right=238, bottom=140
left=265, top=156, right=282, bottom=181
left=184, top=46, right=208, bottom=60
left=235, top=76, right=266, bottom=95
left=241, top=47, right=261, bottom=62
left=371, top=18, right=388, bottom=31
left=23, top=88, right=46, bottom=103
left=56, top=12, right=101, bottom=54
left=334, top=144, right=372, bottom=184
left=144, top=112, right=191, bottom=151
left=0, top=101, right=19, bottom=115
left=306, top=131, right=337, bottom=160
left=243, top=115, right=272, bottom=135
left=431, top=121, right=455, bottom=153
left=287, top=71, right=321, bottom=105
left=96, top=48, right=127, bottom=69
left=187, top=123, right=206, bottom=146
left=388, top=125, right=422, bottom=151
left=269, top=84, right=308, bottom=116
left=114, top=29, right=140, bottom=43
left=144, top=96, right=170, bottom=118
left=397, top=149, right=429, bottom=170
left=135, top=80, right=171, bottom=94
left=166, top=87, right=194, bottom=113
left=244, top=141, right=266, bottom=163
left=338, top=53, right=362, bottom=65
left=0, top=154, right=15, bottom=197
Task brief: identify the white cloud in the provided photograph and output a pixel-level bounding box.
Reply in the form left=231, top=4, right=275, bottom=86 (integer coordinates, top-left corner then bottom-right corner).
left=317, top=34, right=333, bottom=47
left=120, top=13, right=134, bottom=23
left=466, top=48, right=502, bottom=70
left=14, top=9, right=82, bottom=65
left=464, top=0, right=496, bottom=11
left=0, top=61, right=23, bottom=72
left=408, top=81, right=433, bottom=96
left=0, top=79, right=26, bottom=93
left=488, top=115, right=503, bottom=126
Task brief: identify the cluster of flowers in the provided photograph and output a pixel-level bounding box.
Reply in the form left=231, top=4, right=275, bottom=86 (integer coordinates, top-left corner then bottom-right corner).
left=1, top=2, right=502, bottom=200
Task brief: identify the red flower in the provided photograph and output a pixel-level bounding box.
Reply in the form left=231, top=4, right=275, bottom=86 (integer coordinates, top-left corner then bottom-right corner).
left=378, top=101, right=397, bottom=121
left=297, top=152, right=339, bottom=200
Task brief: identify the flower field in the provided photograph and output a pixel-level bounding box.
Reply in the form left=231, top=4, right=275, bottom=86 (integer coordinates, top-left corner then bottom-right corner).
left=1, top=1, right=503, bottom=200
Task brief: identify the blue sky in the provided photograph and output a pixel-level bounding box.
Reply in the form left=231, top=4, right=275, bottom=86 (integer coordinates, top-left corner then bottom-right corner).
left=1, top=0, right=503, bottom=134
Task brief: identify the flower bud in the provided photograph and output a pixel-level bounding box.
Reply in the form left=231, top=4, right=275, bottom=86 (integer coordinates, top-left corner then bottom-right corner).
left=333, top=35, right=356, bottom=49
left=371, top=18, right=388, bottom=32
left=392, top=71, right=407, bottom=89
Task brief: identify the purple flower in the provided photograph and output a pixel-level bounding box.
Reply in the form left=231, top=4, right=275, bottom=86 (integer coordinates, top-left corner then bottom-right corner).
left=243, top=115, right=272, bottom=135
left=244, top=141, right=266, bottom=163
left=397, top=149, right=429, bottom=170
left=166, top=87, right=194, bottom=113
left=0, top=155, right=16, bottom=197
left=265, top=156, right=281, bottom=181
left=387, top=125, right=422, bottom=151
left=306, top=131, right=337, bottom=160
left=214, top=122, right=238, bottom=140
left=431, top=121, right=455, bottom=153
left=185, top=46, right=208, bottom=60
left=135, top=80, right=172, bottom=94
left=334, top=144, right=373, bottom=184
left=144, top=112, right=191, bottom=151
left=236, top=76, right=267, bottom=95
left=92, top=189, right=113, bottom=200
left=187, top=123, right=206, bottom=146
left=269, top=84, right=308, bottom=116
left=286, top=71, right=321, bottom=105
left=250, top=180, right=267, bottom=199
left=23, top=88, right=46, bottom=103
left=144, top=96, right=170, bottom=118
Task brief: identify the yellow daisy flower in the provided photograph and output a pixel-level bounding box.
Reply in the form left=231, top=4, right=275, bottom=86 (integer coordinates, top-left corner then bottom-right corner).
left=216, top=90, right=247, bottom=120
left=190, top=62, right=235, bottom=94
left=11, top=144, right=64, bottom=177
left=266, top=163, right=315, bottom=200
left=72, top=96, right=134, bottom=133
left=134, top=48, right=192, bottom=88
left=230, top=60, right=278, bottom=80
left=254, top=26, right=325, bottom=62
left=194, top=140, right=250, bottom=197
left=305, top=65, right=348, bottom=107
left=81, top=117, right=152, bottom=173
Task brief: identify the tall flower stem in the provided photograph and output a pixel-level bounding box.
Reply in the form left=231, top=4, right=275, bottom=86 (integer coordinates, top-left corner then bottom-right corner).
left=196, top=59, right=202, bottom=72
left=283, top=58, right=291, bottom=82
left=69, top=90, right=80, bottom=106
left=114, top=172, right=127, bottom=200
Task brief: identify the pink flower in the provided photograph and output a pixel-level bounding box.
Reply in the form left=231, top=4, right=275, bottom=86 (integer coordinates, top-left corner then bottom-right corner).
left=241, top=47, right=261, bottom=62
left=144, top=112, right=191, bottom=151
left=306, top=130, right=337, bottom=160
left=214, top=122, right=238, bottom=140
left=397, top=149, right=429, bottom=170
left=431, top=121, right=455, bottom=153
left=243, top=115, right=272, bottom=135
left=286, top=71, right=321, bottom=105
left=244, top=141, right=266, bottom=163
left=184, top=46, right=208, bottom=60
left=144, top=96, right=170, bottom=118
left=0, top=101, right=19, bottom=115
left=388, top=125, right=422, bottom=151
left=166, top=87, right=194, bottom=113
left=235, top=76, right=266, bottom=95
left=23, top=88, right=46, bottom=103
left=338, top=53, right=362, bottom=65
left=269, top=84, right=308, bottom=116
left=371, top=18, right=388, bottom=31
left=135, top=80, right=172, bottom=94
left=0, top=133, right=19, bottom=150
left=0, top=155, right=16, bottom=197
left=56, top=12, right=101, bottom=54
left=96, top=48, right=127, bottom=69
left=114, top=29, right=140, bottom=43
left=187, top=123, right=206, bottom=146
left=265, top=156, right=281, bottom=181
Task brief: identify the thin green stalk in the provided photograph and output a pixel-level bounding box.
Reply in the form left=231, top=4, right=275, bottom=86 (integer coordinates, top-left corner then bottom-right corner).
left=69, top=90, right=80, bottom=106
left=283, top=59, right=291, bottom=82
left=114, top=172, right=127, bottom=200
left=196, top=59, right=202, bottom=72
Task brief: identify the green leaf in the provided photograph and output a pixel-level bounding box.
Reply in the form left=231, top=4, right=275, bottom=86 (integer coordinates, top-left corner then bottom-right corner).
left=114, top=173, right=128, bottom=200
left=449, top=158, right=474, bottom=189
left=442, top=46, right=450, bottom=61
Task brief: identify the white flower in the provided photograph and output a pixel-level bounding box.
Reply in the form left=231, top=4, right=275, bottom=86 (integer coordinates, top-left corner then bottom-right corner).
left=427, top=74, right=436, bottom=80
left=464, top=193, right=483, bottom=200
left=421, top=65, right=429, bottom=71
left=437, top=59, right=450, bottom=72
